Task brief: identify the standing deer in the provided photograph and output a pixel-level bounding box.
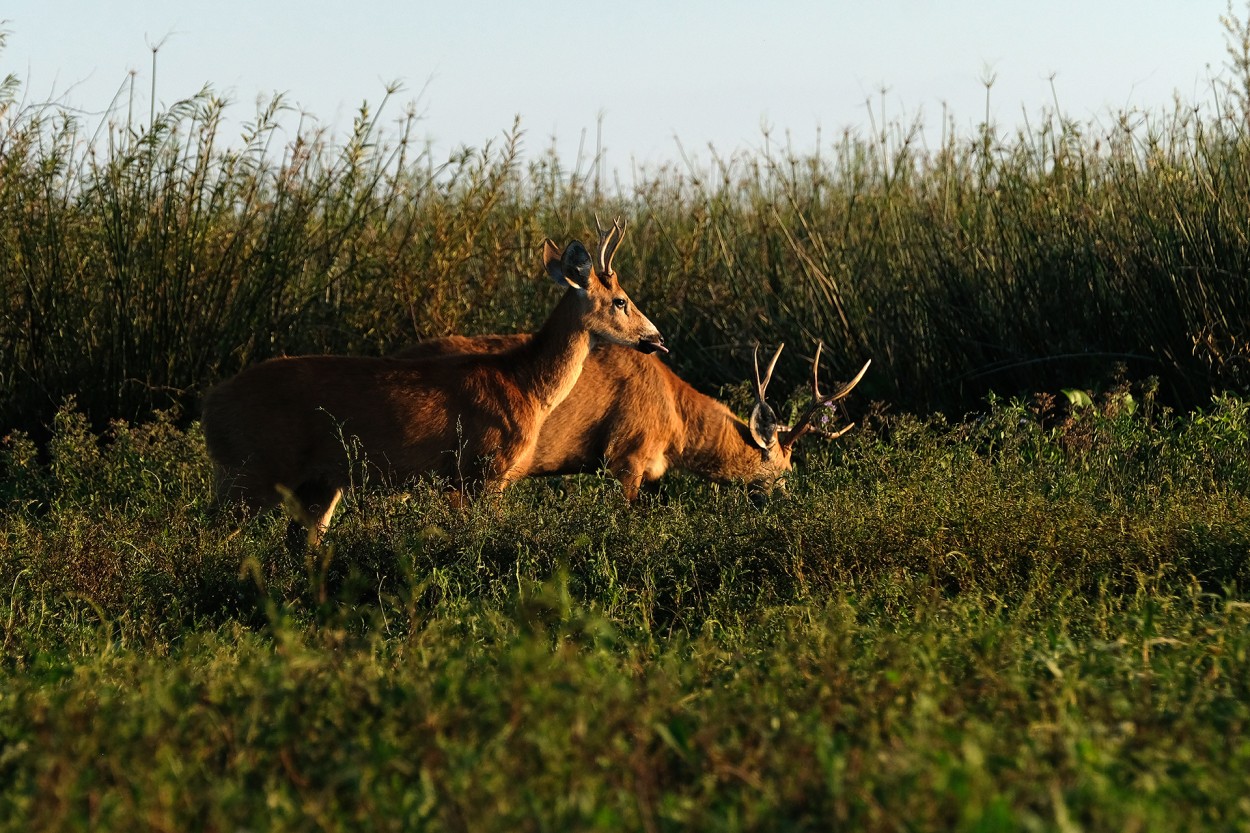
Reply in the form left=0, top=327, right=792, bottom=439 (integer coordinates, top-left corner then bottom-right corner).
left=395, top=336, right=870, bottom=500
left=202, top=219, right=663, bottom=542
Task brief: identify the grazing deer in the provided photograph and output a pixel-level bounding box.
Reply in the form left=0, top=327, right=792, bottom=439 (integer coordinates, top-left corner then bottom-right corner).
left=202, top=219, right=664, bottom=542
left=395, top=336, right=870, bottom=500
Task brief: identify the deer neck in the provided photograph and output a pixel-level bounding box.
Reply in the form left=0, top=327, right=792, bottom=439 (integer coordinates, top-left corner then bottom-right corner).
left=517, top=288, right=594, bottom=414
left=675, top=384, right=767, bottom=482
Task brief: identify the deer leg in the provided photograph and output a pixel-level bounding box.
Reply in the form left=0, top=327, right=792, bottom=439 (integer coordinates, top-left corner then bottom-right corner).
left=608, top=442, right=668, bottom=504
left=285, top=480, right=343, bottom=550
left=609, top=454, right=654, bottom=503
left=486, top=436, right=536, bottom=494
left=309, top=488, right=342, bottom=544
left=617, top=469, right=645, bottom=503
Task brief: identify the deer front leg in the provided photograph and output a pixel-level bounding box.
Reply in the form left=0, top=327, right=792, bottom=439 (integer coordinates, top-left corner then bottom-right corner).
left=609, top=445, right=668, bottom=503
left=484, top=433, right=539, bottom=495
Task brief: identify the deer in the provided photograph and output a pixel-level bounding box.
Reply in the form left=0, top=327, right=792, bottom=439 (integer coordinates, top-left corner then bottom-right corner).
left=394, top=334, right=870, bottom=501
left=202, top=219, right=664, bottom=543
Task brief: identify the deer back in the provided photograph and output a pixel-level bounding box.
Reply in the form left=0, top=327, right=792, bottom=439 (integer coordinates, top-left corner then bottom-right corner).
left=395, top=337, right=681, bottom=483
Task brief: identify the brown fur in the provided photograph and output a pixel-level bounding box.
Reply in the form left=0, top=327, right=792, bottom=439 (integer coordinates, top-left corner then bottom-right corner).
left=202, top=231, right=662, bottom=541
left=394, top=335, right=807, bottom=500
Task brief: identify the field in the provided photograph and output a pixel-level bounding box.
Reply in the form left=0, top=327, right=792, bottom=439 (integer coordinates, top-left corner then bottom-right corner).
left=4, top=17, right=1250, bottom=833
left=2, top=394, right=1249, bottom=830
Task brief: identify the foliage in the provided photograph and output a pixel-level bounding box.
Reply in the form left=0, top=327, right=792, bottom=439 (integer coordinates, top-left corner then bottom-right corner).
left=5, top=11, right=1250, bottom=830
left=1, top=397, right=1249, bottom=831
left=7, top=15, right=1250, bottom=437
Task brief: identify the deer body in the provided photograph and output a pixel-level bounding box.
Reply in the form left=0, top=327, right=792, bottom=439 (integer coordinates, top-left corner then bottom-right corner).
left=203, top=222, right=663, bottom=540
left=395, top=336, right=869, bottom=500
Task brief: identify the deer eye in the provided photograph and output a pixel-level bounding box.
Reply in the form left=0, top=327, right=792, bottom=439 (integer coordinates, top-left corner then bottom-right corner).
left=613, top=298, right=628, bottom=311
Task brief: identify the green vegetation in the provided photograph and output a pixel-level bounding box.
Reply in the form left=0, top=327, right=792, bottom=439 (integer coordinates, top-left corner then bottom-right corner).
left=2, top=391, right=1249, bottom=831
left=6, top=13, right=1250, bottom=437
left=5, top=10, right=1250, bottom=832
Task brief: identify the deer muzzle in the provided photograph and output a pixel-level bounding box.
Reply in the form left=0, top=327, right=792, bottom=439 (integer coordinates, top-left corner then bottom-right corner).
left=635, top=333, right=668, bottom=354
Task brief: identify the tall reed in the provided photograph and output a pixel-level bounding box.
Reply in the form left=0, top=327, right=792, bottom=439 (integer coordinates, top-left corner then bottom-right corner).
left=4, top=16, right=1250, bottom=438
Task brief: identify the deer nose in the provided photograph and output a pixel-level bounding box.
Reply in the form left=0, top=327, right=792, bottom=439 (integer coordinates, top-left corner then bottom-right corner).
left=636, top=333, right=667, bottom=355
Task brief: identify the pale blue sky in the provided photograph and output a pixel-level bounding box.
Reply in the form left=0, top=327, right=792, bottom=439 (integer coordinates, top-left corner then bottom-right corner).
left=2, top=1, right=1235, bottom=175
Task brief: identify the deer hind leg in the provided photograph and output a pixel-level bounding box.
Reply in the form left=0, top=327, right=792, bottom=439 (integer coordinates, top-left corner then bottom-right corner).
left=284, top=479, right=343, bottom=550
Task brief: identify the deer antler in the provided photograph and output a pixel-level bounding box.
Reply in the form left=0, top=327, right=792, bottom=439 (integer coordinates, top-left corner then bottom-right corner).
left=601, top=217, right=626, bottom=275
left=593, top=215, right=618, bottom=274
left=749, top=343, right=785, bottom=451
left=779, top=342, right=871, bottom=450
left=754, top=342, right=783, bottom=402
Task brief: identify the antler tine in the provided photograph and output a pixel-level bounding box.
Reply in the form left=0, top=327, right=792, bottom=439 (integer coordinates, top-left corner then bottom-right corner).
left=752, top=344, right=763, bottom=399
left=824, top=359, right=872, bottom=404
left=594, top=216, right=618, bottom=274
left=753, top=342, right=784, bottom=401
left=603, top=216, right=627, bottom=274
left=810, top=422, right=856, bottom=441
left=811, top=340, right=825, bottom=401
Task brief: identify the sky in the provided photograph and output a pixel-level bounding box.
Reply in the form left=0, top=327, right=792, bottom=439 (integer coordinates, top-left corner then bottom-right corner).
left=1, top=1, right=1237, bottom=178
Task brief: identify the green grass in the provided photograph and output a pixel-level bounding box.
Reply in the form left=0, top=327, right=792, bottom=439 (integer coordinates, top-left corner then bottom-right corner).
left=1, top=392, right=1249, bottom=831
left=6, top=9, right=1250, bottom=830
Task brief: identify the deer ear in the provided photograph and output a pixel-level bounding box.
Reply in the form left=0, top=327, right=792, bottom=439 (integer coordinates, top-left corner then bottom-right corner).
left=749, top=401, right=780, bottom=454
left=545, top=239, right=592, bottom=290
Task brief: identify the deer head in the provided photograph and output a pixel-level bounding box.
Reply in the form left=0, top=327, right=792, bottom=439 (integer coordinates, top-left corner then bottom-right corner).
left=543, top=217, right=666, bottom=354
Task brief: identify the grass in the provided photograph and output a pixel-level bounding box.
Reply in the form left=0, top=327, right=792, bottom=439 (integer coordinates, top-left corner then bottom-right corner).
left=1, top=391, right=1249, bottom=831
left=5, top=9, right=1250, bottom=830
